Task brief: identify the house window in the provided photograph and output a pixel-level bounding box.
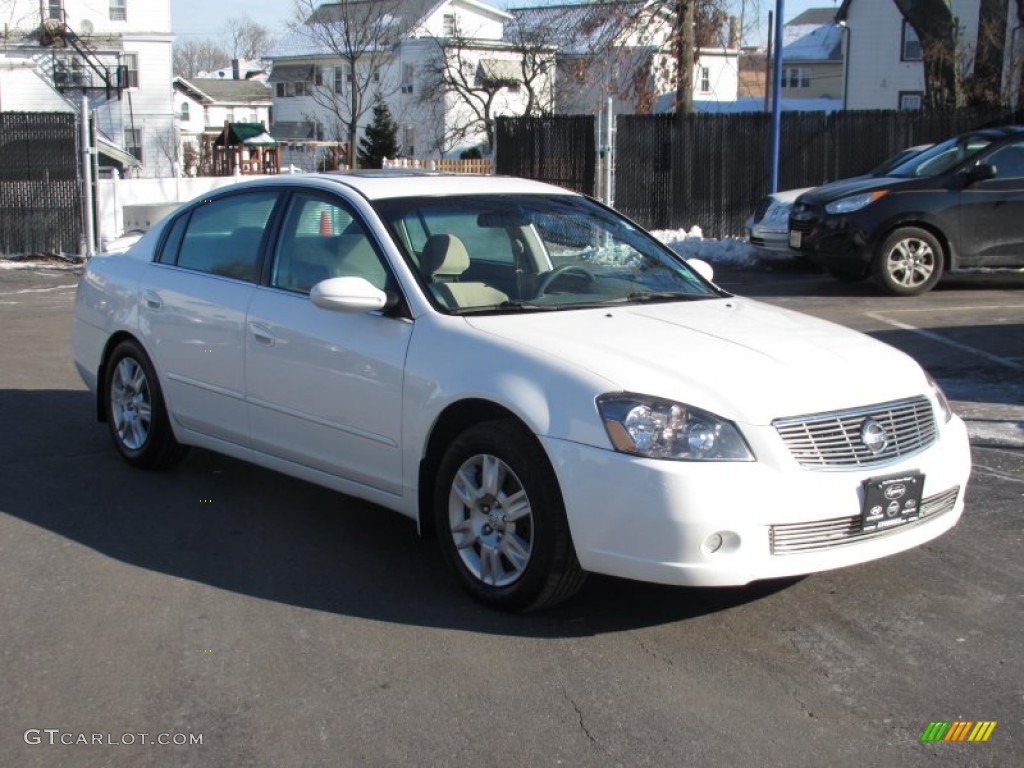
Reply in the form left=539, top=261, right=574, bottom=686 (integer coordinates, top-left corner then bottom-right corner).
left=898, top=91, right=923, bottom=110
left=109, top=0, right=127, bottom=22
left=180, top=102, right=190, bottom=120
left=294, top=80, right=308, bottom=97
left=401, top=64, right=414, bottom=94
left=46, top=1, right=63, bottom=21
left=404, top=126, right=415, bottom=156
left=901, top=21, right=922, bottom=61
left=275, top=82, right=287, bottom=97
left=785, top=67, right=810, bottom=89
left=124, top=128, right=142, bottom=162
left=121, top=52, right=139, bottom=88
left=700, top=67, right=710, bottom=93
left=443, top=13, right=456, bottom=37
left=334, top=66, right=344, bottom=93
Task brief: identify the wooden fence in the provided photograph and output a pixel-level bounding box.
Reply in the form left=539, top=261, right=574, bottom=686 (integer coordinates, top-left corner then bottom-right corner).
left=382, top=157, right=492, bottom=174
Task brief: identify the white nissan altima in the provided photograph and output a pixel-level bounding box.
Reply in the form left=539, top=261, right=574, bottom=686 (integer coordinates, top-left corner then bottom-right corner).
left=73, top=172, right=971, bottom=610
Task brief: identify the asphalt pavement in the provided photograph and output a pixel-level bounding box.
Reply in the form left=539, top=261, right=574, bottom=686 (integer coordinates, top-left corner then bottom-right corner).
left=1, top=260, right=1021, bottom=768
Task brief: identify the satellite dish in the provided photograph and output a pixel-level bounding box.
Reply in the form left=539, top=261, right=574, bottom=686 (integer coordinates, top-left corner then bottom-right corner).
left=81, top=19, right=94, bottom=35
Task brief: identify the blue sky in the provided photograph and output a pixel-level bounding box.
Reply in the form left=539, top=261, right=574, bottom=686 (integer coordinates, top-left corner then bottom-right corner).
left=170, top=0, right=836, bottom=45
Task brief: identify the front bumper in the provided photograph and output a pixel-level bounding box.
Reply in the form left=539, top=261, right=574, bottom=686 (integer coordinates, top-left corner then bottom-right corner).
left=789, top=212, right=874, bottom=271
left=542, top=415, right=971, bottom=587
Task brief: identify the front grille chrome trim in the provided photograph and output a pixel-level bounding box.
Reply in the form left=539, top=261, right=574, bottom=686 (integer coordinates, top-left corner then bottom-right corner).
left=769, top=486, right=960, bottom=555
left=774, top=396, right=937, bottom=470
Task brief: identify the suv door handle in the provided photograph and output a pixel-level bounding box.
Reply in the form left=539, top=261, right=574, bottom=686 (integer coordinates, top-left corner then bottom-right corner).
left=249, top=322, right=274, bottom=345
left=142, top=289, right=162, bottom=310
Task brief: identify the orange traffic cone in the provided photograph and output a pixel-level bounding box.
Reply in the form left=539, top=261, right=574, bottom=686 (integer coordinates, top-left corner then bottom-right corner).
left=319, top=209, right=332, bottom=235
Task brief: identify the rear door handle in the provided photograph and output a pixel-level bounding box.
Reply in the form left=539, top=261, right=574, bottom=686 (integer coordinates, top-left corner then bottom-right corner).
left=142, top=289, right=162, bottom=310
left=249, top=322, right=275, bottom=345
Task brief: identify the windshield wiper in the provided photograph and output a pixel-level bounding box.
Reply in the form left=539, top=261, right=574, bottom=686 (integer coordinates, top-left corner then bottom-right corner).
left=449, top=300, right=562, bottom=315
left=620, top=291, right=715, bottom=302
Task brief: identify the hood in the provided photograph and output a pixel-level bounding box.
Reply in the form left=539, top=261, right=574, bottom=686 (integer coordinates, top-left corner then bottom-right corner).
left=465, top=298, right=928, bottom=426
left=798, top=174, right=913, bottom=205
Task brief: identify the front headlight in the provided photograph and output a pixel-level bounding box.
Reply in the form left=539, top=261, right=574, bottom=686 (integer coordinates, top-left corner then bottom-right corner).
left=925, top=372, right=954, bottom=423
left=597, top=393, right=755, bottom=461
left=824, top=190, right=888, bottom=214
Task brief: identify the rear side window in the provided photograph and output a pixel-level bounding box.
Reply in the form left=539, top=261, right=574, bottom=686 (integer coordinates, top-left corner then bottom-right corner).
left=174, top=192, right=278, bottom=281
left=156, top=213, right=188, bottom=264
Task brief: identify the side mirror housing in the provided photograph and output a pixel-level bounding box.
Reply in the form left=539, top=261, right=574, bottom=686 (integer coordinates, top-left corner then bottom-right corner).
left=967, top=163, right=996, bottom=184
left=310, top=276, right=390, bottom=313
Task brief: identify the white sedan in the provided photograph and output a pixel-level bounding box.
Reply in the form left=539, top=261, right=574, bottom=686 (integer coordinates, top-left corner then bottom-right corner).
left=73, top=173, right=971, bottom=610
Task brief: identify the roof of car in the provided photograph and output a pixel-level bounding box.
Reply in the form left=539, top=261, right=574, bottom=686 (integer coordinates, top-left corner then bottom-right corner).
left=227, top=171, right=580, bottom=201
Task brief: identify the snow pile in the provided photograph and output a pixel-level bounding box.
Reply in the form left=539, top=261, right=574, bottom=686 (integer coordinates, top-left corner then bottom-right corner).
left=651, top=226, right=770, bottom=268
left=0, top=254, right=83, bottom=271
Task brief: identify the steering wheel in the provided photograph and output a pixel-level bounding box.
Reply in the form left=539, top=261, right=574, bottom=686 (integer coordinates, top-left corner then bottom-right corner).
left=536, top=264, right=597, bottom=296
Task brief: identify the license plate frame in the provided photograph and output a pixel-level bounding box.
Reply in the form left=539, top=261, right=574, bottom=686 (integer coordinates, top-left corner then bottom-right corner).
left=789, top=230, right=802, bottom=248
left=861, top=472, right=924, bottom=532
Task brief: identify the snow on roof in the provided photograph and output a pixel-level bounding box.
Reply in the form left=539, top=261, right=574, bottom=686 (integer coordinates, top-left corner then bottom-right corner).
left=509, top=2, right=664, bottom=54
left=782, top=21, right=842, bottom=62
left=181, top=78, right=272, bottom=104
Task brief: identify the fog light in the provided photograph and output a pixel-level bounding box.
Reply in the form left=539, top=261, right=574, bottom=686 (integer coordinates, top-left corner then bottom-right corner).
left=702, top=532, right=724, bottom=554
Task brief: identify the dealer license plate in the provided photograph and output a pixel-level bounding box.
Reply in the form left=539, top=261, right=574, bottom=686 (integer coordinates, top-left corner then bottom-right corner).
left=789, top=230, right=802, bottom=248
left=861, top=472, right=924, bottom=532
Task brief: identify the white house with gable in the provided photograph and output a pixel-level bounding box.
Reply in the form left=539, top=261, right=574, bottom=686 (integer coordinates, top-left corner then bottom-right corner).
left=0, top=0, right=176, bottom=176
left=266, top=0, right=555, bottom=160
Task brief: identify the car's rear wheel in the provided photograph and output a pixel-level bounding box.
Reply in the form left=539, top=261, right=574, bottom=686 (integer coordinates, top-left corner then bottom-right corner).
left=104, top=340, right=187, bottom=469
left=434, top=420, right=585, bottom=611
left=873, top=227, right=944, bottom=296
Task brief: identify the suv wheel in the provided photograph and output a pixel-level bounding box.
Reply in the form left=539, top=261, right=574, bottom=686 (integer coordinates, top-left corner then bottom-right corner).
left=873, top=227, right=944, bottom=296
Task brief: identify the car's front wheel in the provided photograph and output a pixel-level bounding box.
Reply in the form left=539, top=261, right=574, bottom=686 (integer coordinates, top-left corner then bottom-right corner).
left=434, top=420, right=585, bottom=611
left=873, top=227, right=944, bottom=296
left=104, top=339, right=187, bottom=469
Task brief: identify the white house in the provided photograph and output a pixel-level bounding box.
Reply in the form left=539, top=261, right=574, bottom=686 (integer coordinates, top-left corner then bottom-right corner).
left=0, top=0, right=176, bottom=176
left=837, top=0, right=1020, bottom=109
left=511, top=1, right=740, bottom=115
left=173, top=75, right=274, bottom=172
left=265, top=0, right=555, bottom=161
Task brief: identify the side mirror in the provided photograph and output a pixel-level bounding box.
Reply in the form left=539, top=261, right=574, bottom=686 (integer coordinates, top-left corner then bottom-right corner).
left=310, top=276, right=390, bottom=312
left=967, top=163, right=996, bottom=184
left=687, top=258, right=715, bottom=283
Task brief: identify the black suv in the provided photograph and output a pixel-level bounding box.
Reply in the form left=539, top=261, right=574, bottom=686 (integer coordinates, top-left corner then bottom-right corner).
left=789, top=126, right=1024, bottom=295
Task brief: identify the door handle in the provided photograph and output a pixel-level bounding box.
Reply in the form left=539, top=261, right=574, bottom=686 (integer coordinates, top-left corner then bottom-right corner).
left=249, top=322, right=275, bottom=345
left=142, top=289, right=162, bottom=310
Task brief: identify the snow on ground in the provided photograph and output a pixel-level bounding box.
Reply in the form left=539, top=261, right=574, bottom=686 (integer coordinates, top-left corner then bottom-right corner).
left=0, top=255, right=83, bottom=271
left=650, top=226, right=780, bottom=268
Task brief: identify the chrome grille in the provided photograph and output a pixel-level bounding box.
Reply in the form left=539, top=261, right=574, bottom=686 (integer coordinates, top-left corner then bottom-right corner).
left=770, top=486, right=960, bottom=555
left=774, top=397, right=937, bottom=469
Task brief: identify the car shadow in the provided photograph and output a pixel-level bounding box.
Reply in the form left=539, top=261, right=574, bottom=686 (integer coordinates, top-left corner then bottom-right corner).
left=0, top=389, right=798, bottom=637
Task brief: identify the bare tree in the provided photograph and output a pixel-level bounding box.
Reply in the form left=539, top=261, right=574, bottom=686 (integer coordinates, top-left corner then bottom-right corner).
left=173, top=39, right=230, bottom=78
left=222, top=16, right=275, bottom=61
left=892, top=0, right=958, bottom=108
left=152, top=123, right=182, bottom=174
left=291, top=0, right=407, bottom=167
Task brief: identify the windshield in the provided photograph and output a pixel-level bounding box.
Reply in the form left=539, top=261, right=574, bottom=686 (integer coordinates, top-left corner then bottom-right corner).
left=373, top=194, right=719, bottom=313
left=886, top=136, right=993, bottom=178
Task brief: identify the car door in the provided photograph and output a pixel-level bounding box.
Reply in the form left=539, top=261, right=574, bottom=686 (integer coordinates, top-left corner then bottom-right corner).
left=958, top=139, right=1024, bottom=267
left=245, top=190, right=412, bottom=495
left=139, top=190, right=280, bottom=445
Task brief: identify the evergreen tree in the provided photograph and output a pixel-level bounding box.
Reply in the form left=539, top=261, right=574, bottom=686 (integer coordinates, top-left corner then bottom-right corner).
left=357, top=98, right=400, bottom=169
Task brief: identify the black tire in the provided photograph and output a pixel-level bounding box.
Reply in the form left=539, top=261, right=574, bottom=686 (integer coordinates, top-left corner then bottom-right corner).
left=434, top=419, right=586, bottom=611
left=872, top=227, right=945, bottom=296
left=103, top=339, right=188, bottom=469
left=826, top=266, right=867, bottom=283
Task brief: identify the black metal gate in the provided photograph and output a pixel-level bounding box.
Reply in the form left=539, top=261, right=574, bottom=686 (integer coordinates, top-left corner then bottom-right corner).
left=495, top=115, right=596, bottom=195
left=0, top=112, right=82, bottom=255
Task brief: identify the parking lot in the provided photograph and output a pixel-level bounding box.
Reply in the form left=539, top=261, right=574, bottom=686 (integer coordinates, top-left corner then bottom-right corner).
left=1, top=260, right=1021, bottom=767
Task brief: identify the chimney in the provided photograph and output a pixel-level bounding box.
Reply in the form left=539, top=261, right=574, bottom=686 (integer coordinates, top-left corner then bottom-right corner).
left=728, top=16, right=740, bottom=50
left=232, top=59, right=240, bottom=80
